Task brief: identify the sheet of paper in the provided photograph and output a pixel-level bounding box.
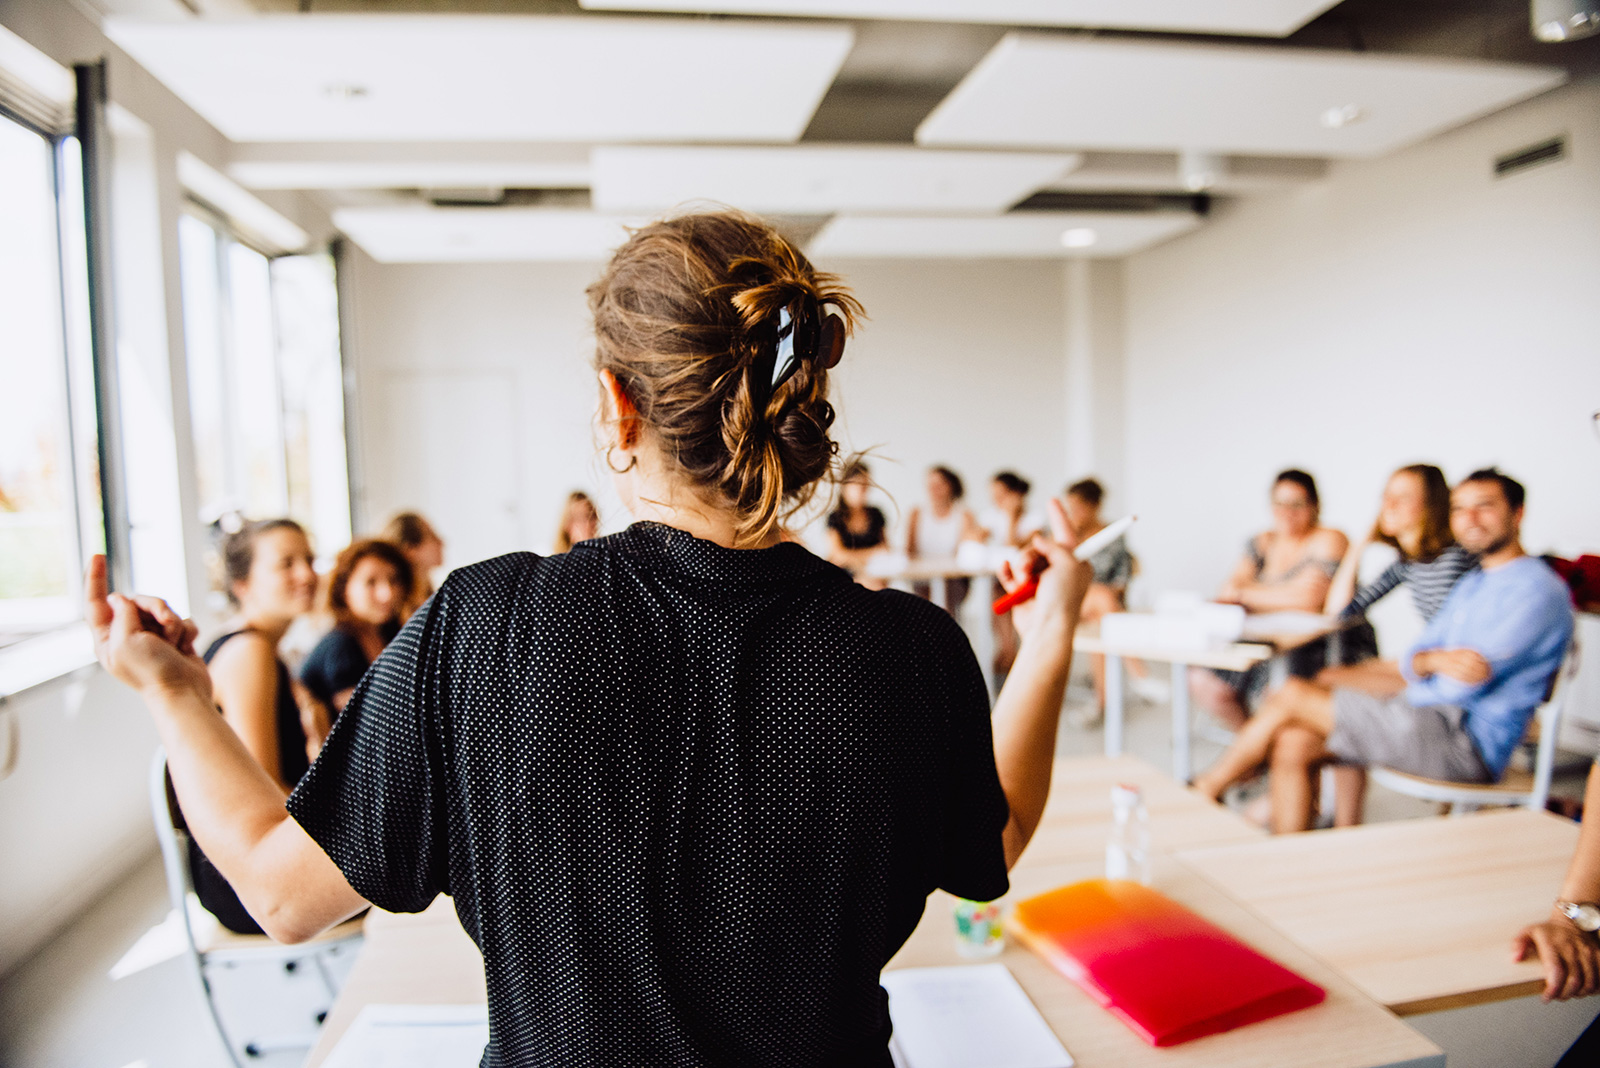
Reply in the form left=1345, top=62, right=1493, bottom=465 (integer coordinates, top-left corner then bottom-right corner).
left=883, top=963, right=1074, bottom=1068
left=321, top=1003, right=488, bottom=1068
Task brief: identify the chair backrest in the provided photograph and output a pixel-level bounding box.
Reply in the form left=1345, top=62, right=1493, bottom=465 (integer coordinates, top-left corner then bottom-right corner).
left=148, top=748, right=205, bottom=944
left=1529, top=637, right=1582, bottom=811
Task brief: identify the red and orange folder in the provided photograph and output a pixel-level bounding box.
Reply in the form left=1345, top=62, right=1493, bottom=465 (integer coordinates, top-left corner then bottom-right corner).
left=1010, top=878, right=1325, bottom=1047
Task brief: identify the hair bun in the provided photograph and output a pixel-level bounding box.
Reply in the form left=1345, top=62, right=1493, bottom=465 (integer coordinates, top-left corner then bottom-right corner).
left=589, top=210, right=863, bottom=546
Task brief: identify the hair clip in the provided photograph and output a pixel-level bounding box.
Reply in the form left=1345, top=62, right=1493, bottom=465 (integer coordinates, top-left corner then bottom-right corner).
left=758, top=297, right=845, bottom=405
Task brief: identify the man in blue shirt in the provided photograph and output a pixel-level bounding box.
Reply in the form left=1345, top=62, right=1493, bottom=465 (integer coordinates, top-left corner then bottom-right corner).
left=1196, top=468, right=1573, bottom=833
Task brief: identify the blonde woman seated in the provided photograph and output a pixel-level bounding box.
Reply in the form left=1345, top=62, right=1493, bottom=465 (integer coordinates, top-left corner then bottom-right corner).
left=1190, top=469, right=1348, bottom=730
left=906, top=465, right=982, bottom=616
left=1316, top=463, right=1478, bottom=825
left=555, top=490, right=601, bottom=554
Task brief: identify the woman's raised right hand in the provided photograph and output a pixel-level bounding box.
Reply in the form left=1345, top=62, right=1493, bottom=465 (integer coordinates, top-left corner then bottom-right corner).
left=999, top=497, right=1093, bottom=639
left=84, top=555, right=213, bottom=704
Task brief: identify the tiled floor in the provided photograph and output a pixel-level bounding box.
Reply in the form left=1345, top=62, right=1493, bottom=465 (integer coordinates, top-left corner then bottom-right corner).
left=0, top=673, right=1584, bottom=1068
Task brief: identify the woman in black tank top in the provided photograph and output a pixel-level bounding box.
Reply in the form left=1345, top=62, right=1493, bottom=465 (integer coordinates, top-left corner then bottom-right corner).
left=188, top=519, right=321, bottom=933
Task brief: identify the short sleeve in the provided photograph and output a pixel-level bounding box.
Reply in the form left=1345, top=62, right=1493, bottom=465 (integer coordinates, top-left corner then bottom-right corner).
left=933, top=616, right=1010, bottom=903
left=299, top=629, right=370, bottom=705
left=287, top=594, right=449, bottom=914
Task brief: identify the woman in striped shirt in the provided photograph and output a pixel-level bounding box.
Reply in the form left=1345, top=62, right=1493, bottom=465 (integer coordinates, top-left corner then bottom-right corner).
left=1320, top=463, right=1477, bottom=824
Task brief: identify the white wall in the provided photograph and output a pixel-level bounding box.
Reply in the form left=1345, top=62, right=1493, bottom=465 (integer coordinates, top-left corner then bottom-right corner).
left=345, top=251, right=1072, bottom=563
left=1122, top=76, right=1600, bottom=596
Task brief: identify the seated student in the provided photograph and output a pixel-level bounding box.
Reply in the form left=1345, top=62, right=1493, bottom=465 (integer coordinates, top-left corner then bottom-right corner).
left=1062, top=477, right=1141, bottom=723
left=194, top=519, right=324, bottom=934
left=1319, top=463, right=1478, bottom=824
left=825, top=459, right=890, bottom=587
left=906, top=465, right=981, bottom=616
left=1190, top=469, right=1349, bottom=730
left=300, top=539, right=414, bottom=717
left=1194, top=469, right=1574, bottom=835
left=381, top=510, right=446, bottom=613
left=554, top=490, right=601, bottom=554
left=981, top=471, right=1047, bottom=685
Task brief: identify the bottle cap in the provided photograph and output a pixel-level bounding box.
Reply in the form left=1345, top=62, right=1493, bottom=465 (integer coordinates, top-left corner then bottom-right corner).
left=1111, top=783, right=1142, bottom=809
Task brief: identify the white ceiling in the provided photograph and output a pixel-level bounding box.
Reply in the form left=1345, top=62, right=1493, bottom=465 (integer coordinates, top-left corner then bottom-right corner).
left=103, top=15, right=854, bottom=143
left=590, top=146, right=1080, bottom=214
left=808, top=212, right=1200, bottom=259
left=228, top=144, right=593, bottom=191
left=578, top=1, right=1341, bottom=37
left=331, top=207, right=646, bottom=263
left=917, top=34, right=1567, bottom=157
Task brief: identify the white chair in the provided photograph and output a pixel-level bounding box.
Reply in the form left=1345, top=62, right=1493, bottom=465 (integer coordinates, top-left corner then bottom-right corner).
left=1369, top=640, right=1582, bottom=815
left=149, top=748, right=364, bottom=1065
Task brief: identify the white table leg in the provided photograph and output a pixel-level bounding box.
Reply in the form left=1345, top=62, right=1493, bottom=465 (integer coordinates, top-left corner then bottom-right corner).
left=1171, top=659, right=1192, bottom=784
left=1105, top=653, right=1124, bottom=758
left=971, top=574, right=995, bottom=697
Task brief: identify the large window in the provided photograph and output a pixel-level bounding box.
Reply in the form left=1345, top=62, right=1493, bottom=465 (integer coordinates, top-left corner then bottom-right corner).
left=178, top=210, right=351, bottom=585
left=0, top=111, right=98, bottom=648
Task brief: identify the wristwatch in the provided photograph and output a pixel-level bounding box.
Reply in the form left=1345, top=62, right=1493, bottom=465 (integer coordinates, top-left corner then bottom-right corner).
left=1556, top=900, right=1600, bottom=932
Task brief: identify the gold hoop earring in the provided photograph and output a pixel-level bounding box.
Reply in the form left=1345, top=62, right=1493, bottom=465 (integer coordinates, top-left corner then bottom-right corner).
left=605, top=445, right=637, bottom=474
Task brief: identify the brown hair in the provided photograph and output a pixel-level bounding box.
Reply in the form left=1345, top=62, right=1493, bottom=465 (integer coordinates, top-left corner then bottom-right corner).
left=554, top=491, right=600, bottom=554
left=220, top=518, right=308, bottom=607
left=1066, top=477, right=1104, bottom=508
left=381, top=511, right=438, bottom=551
left=1373, top=463, right=1454, bottom=563
left=323, top=538, right=415, bottom=629
left=588, top=210, right=864, bottom=546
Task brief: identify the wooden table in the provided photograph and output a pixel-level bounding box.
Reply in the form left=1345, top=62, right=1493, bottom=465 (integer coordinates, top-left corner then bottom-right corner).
left=307, top=757, right=1435, bottom=1067
left=1028, top=754, right=1266, bottom=864
left=1178, top=808, right=1583, bottom=1015
left=889, top=856, right=1441, bottom=1068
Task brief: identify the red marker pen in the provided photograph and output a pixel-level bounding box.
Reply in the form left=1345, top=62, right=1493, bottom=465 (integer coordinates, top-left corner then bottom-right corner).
left=993, top=515, right=1137, bottom=615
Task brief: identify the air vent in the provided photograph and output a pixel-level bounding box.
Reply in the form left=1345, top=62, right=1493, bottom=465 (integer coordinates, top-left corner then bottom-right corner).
left=1494, top=136, right=1566, bottom=178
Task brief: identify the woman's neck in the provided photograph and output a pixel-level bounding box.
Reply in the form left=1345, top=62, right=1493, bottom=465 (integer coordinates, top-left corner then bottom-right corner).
left=929, top=499, right=953, bottom=519
left=1397, top=528, right=1423, bottom=558
left=622, top=454, right=779, bottom=549
left=240, top=611, right=291, bottom=645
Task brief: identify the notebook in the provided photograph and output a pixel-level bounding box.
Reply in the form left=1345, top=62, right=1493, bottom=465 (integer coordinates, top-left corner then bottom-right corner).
left=884, top=963, right=1074, bottom=1068
left=1010, top=878, right=1325, bottom=1047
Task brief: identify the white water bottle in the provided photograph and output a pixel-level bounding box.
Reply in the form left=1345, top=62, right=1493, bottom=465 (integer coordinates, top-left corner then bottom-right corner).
left=1106, top=783, right=1152, bottom=885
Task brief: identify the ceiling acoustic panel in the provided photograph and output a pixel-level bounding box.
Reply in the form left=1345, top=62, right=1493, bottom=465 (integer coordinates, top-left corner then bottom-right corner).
left=807, top=212, right=1200, bottom=259
left=917, top=35, right=1566, bottom=158
left=104, top=16, right=853, bottom=143
left=331, top=208, right=648, bottom=262
left=591, top=146, right=1080, bottom=214
left=578, top=1, right=1341, bottom=37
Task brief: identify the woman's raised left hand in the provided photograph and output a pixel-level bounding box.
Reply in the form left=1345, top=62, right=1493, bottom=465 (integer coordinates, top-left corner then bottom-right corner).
left=85, top=555, right=213, bottom=704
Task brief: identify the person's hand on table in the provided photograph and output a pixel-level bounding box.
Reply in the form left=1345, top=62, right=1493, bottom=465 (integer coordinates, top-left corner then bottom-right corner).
left=1413, top=648, right=1492, bottom=685
left=999, top=497, right=1092, bottom=642
left=84, top=554, right=212, bottom=704
left=1514, top=914, right=1600, bottom=1001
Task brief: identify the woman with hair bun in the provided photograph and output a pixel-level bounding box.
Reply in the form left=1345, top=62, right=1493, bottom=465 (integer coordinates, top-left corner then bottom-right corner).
left=86, top=210, right=1092, bottom=1067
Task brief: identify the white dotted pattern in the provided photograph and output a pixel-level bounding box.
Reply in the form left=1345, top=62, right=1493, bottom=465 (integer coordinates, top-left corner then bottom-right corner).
left=289, top=521, right=1009, bottom=1067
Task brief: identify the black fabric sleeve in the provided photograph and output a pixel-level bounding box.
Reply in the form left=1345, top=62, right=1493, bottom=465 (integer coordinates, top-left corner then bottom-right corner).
left=286, top=593, right=449, bottom=914
left=932, top=614, right=1010, bottom=903
left=298, top=629, right=369, bottom=705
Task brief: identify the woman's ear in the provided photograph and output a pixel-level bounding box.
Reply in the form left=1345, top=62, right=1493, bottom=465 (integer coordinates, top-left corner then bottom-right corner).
left=598, top=369, right=639, bottom=448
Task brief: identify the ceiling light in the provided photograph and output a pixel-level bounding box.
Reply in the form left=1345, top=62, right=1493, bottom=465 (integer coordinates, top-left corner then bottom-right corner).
left=1060, top=227, right=1097, bottom=248
left=1532, top=0, right=1600, bottom=40
left=1178, top=150, right=1224, bottom=192
left=1320, top=104, right=1366, bottom=128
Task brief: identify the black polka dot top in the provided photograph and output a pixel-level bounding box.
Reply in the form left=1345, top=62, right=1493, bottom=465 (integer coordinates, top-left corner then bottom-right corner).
left=288, top=521, right=1009, bottom=1068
